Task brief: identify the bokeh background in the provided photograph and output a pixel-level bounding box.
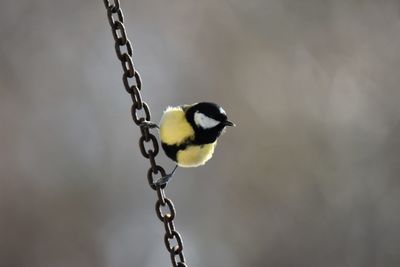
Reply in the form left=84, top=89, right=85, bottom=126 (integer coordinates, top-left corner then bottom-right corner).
left=1, top=0, right=400, bottom=266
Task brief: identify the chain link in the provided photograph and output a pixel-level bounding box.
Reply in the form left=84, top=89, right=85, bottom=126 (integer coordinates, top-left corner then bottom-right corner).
left=103, top=1, right=187, bottom=266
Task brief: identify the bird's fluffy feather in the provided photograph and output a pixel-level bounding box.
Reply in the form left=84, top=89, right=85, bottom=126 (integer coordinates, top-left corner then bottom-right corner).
left=160, top=106, right=194, bottom=146
left=176, top=142, right=216, bottom=167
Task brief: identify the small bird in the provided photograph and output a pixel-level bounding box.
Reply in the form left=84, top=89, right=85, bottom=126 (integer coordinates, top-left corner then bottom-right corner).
left=143, top=102, right=234, bottom=185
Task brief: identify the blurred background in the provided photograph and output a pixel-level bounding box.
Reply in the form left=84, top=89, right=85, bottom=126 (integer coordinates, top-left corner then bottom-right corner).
left=1, top=0, right=400, bottom=266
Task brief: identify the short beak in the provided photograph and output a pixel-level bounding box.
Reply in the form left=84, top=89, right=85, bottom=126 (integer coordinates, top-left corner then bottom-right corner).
left=223, top=120, right=236, bottom=127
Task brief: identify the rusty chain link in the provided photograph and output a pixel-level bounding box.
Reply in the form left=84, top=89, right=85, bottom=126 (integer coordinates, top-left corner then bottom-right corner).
left=103, top=1, right=187, bottom=266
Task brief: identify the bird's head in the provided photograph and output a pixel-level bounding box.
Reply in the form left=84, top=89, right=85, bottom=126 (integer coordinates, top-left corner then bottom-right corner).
left=185, top=102, right=235, bottom=144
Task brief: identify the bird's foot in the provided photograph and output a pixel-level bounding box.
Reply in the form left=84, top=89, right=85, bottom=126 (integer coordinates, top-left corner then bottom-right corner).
left=154, top=165, right=178, bottom=186
left=140, top=121, right=159, bottom=129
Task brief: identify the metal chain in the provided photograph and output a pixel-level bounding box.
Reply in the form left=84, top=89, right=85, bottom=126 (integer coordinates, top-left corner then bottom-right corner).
left=102, top=1, right=187, bottom=266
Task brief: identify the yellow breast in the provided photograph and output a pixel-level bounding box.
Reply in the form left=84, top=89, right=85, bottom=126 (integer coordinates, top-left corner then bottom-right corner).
left=177, top=142, right=217, bottom=167
left=160, top=106, right=195, bottom=145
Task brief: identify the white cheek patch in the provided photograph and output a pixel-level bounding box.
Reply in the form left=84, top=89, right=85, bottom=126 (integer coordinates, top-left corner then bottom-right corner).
left=194, top=111, right=220, bottom=129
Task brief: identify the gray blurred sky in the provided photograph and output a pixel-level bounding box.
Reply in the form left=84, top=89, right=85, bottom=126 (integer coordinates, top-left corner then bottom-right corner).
left=1, top=0, right=400, bottom=266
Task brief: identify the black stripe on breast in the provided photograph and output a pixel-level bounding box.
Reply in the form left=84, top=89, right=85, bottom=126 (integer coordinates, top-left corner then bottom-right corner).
left=161, top=142, right=188, bottom=162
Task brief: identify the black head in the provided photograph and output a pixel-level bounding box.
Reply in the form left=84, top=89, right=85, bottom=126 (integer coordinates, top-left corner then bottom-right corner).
left=185, top=102, right=234, bottom=144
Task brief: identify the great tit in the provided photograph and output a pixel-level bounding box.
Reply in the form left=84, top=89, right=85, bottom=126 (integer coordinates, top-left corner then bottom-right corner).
left=142, top=102, right=234, bottom=185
